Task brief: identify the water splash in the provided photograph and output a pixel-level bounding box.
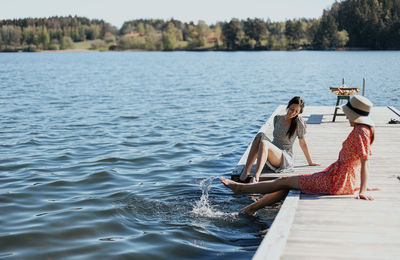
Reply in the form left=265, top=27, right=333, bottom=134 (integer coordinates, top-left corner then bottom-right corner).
left=192, top=177, right=234, bottom=219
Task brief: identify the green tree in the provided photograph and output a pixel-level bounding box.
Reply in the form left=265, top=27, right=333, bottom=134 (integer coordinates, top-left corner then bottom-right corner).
left=213, top=23, right=224, bottom=48
left=137, top=22, right=145, bottom=34
left=182, top=23, right=196, bottom=42
left=266, top=22, right=286, bottom=49
left=333, top=29, right=349, bottom=47
left=196, top=20, right=210, bottom=47
left=85, top=25, right=100, bottom=40
left=145, top=25, right=162, bottom=50
left=305, top=20, right=319, bottom=44
left=0, top=16, right=118, bottom=51
left=336, top=0, right=389, bottom=49
left=162, top=22, right=178, bottom=50
left=285, top=20, right=306, bottom=48
left=0, top=25, right=22, bottom=47
left=23, top=26, right=36, bottom=45
left=222, top=19, right=242, bottom=50
left=266, top=34, right=276, bottom=49
left=119, top=35, right=146, bottom=49
left=37, top=27, right=50, bottom=49
left=60, top=36, right=74, bottom=49
left=312, top=11, right=348, bottom=49
left=90, top=39, right=107, bottom=50
left=243, top=18, right=266, bottom=48
left=49, top=39, right=60, bottom=50
left=285, top=20, right=296, bottom=45
left=187, top=20, right=210, bottom=48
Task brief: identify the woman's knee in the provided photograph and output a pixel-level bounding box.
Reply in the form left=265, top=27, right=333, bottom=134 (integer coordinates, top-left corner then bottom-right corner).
left=256, top=132, right=264, bottom=139
left=276, top=176, right=299, bottom=189
left=260, top=139, right=269, bottom=148
left=275, top=176, right=293, bottom=189
left=259, top=140, right=270, bottom=155
left=276, top=176, right=288, bottom=183
left=254, top=133, right=262, bottom=144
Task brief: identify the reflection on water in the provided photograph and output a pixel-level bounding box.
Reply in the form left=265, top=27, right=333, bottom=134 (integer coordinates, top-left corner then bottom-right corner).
left=0, top=51, right=398, bottom=259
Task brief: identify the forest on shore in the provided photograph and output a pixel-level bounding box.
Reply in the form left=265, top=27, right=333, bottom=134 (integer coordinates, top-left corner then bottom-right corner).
left=1, top=0, right=399, bottom=52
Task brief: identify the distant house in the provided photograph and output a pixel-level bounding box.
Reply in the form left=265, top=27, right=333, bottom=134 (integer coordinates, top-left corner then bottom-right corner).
left=124, top=33, right=143, bottom=38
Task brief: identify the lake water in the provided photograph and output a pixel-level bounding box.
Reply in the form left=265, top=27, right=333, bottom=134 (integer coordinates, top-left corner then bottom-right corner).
left=0, top=51, right=399, bottom=259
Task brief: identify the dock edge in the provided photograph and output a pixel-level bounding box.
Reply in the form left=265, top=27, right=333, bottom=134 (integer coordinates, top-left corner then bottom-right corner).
left=253, top=189, right=300, bottom=260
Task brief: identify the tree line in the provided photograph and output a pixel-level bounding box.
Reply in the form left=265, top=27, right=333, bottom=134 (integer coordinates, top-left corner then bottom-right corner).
left=0, top=16, right=118, bottom=51
left=1, top=0, right=399, bottom=52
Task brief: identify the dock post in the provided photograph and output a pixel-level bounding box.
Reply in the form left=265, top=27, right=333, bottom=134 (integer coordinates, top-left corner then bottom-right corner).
left=362, top=78, right=366, bottom=96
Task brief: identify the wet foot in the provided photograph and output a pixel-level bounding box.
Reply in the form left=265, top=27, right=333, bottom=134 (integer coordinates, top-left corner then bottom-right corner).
left=219, top=177, right=241, bottom=194
left=249, top=177, right=259, bottom=183
left=239, top=205, right=257, bottom=216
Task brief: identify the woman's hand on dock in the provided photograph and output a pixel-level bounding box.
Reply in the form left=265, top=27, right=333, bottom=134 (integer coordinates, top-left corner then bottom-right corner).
left=356, top=193, right=374, bottom=200
left=308, top=162, right=320, bottom=166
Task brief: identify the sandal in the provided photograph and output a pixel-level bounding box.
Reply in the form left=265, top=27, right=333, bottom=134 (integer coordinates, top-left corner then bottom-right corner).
left=388, top=118, right=400, bottom=124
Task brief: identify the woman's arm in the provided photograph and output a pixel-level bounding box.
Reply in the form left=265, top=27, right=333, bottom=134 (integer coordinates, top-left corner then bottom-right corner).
left=356, top=157, right=374, bottom=200
left=298, top=138, right=319, bottom=166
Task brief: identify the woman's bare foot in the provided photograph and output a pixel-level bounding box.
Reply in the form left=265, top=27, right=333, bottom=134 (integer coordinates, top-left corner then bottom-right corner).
left=249, top=177, right=259, bottom=183
left=239, top=170, right=250, bottom=182
left=239, top=205, right=257, bottom=216
left=220, top=177, right=242, bottom=194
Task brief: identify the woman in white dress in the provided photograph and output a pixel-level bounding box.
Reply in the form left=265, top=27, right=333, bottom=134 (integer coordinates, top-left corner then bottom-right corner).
left=240, top=96, right=319, bottom=183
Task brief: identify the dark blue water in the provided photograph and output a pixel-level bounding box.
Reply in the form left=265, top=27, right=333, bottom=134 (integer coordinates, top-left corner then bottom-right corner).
left=0, top=51, right=399, bottom=259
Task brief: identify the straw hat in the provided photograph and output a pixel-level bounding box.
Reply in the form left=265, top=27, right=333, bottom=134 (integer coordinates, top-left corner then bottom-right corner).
left=341, top=95, right=375, bottom=127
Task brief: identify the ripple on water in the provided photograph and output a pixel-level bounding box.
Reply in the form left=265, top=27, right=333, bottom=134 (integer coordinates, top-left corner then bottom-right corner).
left=2, top=52, right=396, bottom=259
left=118, top=115, right=139, bottom=120
left=0, top=162, right=32, bottom=172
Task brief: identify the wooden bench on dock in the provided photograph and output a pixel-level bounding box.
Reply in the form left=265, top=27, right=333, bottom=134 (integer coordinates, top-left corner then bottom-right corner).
left=232, top=105, right=400, bottom=260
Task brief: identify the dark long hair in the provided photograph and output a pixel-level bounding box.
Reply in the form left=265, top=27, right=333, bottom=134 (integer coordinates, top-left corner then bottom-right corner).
left=286, top=96, right=305, bottom=138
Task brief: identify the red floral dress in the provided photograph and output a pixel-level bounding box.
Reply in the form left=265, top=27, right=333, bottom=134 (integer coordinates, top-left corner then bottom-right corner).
left=299, top=124, right=372, bottom=195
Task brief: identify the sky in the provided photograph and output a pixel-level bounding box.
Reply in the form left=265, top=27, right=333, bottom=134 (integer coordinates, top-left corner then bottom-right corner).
left=1, top=0, right=337, bottom=28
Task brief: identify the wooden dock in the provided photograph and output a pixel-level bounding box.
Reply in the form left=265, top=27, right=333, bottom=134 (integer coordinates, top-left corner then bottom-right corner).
left=233, top=105, right=400, bottom=259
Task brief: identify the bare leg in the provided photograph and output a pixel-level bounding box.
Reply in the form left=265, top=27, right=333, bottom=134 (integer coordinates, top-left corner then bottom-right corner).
left=240, top=190, right=289, bottom=215
left=250, top=139, right=268, bottom=183
left=240, top=135, right=262, bottom=182
left=251, top=140, right=283, bottom=183
left=220, top=176, right=300, bottom=194
left=241, top=134, right=283, bottom=183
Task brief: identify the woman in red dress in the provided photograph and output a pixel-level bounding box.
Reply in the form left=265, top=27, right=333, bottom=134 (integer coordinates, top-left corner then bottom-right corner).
left=220, top=95, right=377, bottom=215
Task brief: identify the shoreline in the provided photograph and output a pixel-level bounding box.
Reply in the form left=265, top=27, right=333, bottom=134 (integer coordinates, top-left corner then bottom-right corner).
left=39, top=48, right=99, bottom=53
left=1, top=47, right=396, bottom=53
